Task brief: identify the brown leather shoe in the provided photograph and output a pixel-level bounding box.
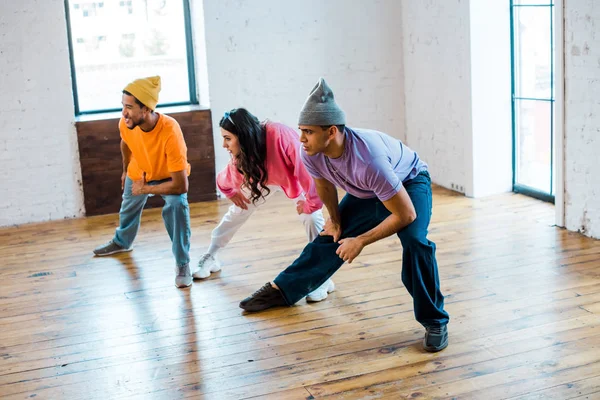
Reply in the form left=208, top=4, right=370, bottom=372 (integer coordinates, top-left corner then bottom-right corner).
left=239, top=282, right=288, bottom=312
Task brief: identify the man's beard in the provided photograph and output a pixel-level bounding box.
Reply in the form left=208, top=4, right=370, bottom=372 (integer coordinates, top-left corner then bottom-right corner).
left=128, top=116, right=144, bottom=129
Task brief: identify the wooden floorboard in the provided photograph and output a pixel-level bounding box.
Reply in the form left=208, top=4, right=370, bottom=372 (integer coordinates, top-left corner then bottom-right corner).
left=1, top=186, right=600, bottom=399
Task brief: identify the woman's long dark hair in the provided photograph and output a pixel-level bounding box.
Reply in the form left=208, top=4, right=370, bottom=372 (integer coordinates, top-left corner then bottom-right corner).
left=220, top=108, right=270, bottom=204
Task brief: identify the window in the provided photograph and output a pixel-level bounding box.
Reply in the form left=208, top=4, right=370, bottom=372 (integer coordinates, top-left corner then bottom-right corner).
left=65, top=0, right=197, bottom=115
left=510, top=0, right=555, bottom=202
left=76, top=2, right=102, bottom=18
left=119, top=0, right=133, bottom=15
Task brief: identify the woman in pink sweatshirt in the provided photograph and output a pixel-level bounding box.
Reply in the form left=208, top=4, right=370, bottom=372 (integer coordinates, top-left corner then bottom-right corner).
left=194, top=108, right=335, bottom=302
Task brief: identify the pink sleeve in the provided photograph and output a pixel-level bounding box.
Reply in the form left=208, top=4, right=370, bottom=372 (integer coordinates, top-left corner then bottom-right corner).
left=280, top=128, right=323, bottom=214
left=216, top=162, right=244, bottom=198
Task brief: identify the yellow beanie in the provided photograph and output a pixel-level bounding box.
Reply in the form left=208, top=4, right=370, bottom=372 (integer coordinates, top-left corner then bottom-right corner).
left=123, top=76, right=161, bottom=110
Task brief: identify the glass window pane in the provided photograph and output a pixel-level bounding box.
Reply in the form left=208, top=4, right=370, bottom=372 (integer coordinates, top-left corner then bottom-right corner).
left=67, top=0, right=192, bottom=113
left=513, top=6, right=552, bottom=99
left=515, top=99, right=552, bottom=193
left=513, top=0, right=552, bottom=5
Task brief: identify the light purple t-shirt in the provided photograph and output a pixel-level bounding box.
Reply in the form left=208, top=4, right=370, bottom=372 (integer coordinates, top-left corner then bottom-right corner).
left=301, top=127, right=428, bottom=201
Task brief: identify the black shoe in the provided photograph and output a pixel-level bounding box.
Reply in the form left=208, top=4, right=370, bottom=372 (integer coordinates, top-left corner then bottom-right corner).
left=423, top=325, right=448, bottom=352
left=239, top=282, right=289, bottom=312
left=93, top=240, right=132, bottom=256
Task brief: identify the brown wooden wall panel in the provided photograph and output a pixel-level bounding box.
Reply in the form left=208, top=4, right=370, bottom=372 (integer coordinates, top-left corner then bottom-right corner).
left=76, top=107, right=216, bottom=216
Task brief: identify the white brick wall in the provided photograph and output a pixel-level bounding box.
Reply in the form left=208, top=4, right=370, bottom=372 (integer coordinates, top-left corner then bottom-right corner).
left=2, top=0, right=598, bottom=241
left=0, top=0, right=84, bottom=227
left=201, top=0, right=406, bottom=175
left=564, top=0, right=600, bottom=238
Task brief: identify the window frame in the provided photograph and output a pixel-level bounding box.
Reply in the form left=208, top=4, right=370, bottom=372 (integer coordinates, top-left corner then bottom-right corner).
left=64, top=0, right=198, bottom=116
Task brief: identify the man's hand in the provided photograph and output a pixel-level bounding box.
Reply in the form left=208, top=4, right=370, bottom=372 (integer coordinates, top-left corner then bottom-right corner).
left=230, top=191, right=251, bottom=210
left=320, top=218, right=342, bottom=242
left=131, top=173, right=146, bottom=196
left=296, top=200, right=306, bottom=215
left=336, top=237, right=365, bottom=263
left=121, top=172, right=127, bottom=191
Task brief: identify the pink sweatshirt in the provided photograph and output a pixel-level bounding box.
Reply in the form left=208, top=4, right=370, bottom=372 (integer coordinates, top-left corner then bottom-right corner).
left=216, top=121, right=323, bottom=214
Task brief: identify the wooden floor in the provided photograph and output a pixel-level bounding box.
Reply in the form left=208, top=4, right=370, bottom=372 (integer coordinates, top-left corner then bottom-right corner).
left=1, top=186, right=600, bottom=400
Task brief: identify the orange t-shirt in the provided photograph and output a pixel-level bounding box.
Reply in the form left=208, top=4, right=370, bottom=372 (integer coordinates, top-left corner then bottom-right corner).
left=119, top=113, right=191, bottom=182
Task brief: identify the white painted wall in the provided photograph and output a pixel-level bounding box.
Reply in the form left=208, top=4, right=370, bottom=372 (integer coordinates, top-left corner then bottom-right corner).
left=468, top=0, right=512, bottom=198
left=402, top=0, right=472, bottom=193
left=201, top=0, right=406, bottom=175
left=564, top=0, right=600, bottom=238
left=191, top=0, right=210, bottom=107
left=402, top=0, right=512, bottom=197
left=554, top=0, right=565, bottom=227
left=0, top=0, right=84, bottom=227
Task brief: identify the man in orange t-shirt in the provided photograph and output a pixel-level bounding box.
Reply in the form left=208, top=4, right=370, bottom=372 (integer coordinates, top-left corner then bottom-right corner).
left=93, top=76, right=193, bottom=288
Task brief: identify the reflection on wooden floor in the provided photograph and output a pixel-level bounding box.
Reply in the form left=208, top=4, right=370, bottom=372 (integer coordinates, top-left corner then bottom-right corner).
left=1, top=186, right=599, bottom=399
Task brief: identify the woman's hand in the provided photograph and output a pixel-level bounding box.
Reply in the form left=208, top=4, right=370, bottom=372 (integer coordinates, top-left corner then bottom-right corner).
left=230, top=192, right=251, bottom=210
left=296, top=200, right=306, bottom=215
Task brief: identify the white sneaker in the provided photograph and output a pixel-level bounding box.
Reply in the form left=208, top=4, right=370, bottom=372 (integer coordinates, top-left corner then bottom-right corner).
left=175, top=263, right=192, bottom=288
left=193, top=253, right=222, bottom=279
left=306, top=279, right=335, bottom=302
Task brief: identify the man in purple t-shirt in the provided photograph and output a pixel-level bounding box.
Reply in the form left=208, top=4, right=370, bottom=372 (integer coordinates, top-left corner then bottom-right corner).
left=240, top=78, right=450, bottom=352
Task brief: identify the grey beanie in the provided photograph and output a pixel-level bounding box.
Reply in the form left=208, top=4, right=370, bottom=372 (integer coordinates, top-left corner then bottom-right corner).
left=298, top=77, right=346, bottom=126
